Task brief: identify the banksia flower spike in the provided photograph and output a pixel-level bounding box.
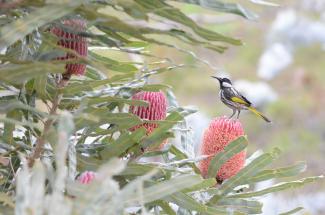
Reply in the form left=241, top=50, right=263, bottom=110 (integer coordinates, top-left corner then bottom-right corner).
left=130, top=91, right=167, bottom=150
left=78, top=171, right=96, bottom=184
left=51, top=18, right=88, bottom=80
left=199, top=117, right=246, bottom=183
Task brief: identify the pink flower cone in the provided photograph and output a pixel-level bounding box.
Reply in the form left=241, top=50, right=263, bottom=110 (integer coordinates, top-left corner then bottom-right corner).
left=199, top=117, right=246, bottom=182
left=78, top=171, right=96, bottom=184
left=51, top=18, right=88, bottom=80
left=130, top=91, right=168, bottom=150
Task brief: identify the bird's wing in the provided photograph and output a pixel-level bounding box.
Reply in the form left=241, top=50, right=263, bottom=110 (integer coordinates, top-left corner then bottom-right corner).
left=230, top=88, right=252, bottom=106
left=231, top=96, right=250, bottom=105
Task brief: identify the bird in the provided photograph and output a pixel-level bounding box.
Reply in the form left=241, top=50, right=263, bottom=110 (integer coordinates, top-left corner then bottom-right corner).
left=212, top=76, right=271, bottom=123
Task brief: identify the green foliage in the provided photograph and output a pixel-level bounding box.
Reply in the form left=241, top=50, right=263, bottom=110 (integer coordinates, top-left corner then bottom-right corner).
left=207, top=136, right=248, bottom=179
left=0, top=0, right=322, bottom=214
left=175, top=0, right=258, bottom=20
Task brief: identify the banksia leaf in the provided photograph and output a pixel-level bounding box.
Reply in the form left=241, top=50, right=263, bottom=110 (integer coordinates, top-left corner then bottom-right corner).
left=51, top=18, right=88, bottom=80
left=130, top=91, right=168, bottom=150
left=199, top=117, right=246, bottom=182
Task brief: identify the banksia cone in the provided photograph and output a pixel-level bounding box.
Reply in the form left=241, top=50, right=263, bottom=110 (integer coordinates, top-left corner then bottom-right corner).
left=130, top=91, right=167, bottom=150
left=199, top=117, right=246, bottom=183
left=78, top=171, right=96, bottom=184
left=51, top=18, right=88, bottom=80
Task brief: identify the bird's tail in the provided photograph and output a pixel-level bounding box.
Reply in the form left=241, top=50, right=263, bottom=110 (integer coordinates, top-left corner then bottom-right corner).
left=247, top=107, right=271, bottom=123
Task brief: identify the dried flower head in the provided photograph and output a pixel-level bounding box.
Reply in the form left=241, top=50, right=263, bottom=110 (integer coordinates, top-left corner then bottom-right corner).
left=51, top=18, right=88, bottom=80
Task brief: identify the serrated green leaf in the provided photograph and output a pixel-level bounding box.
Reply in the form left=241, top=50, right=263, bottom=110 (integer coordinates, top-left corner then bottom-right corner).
left=166, top=192, right=238, bottom=214
left=182, top=178, right=216, bottom=193
left=0, top=3, right=80, bottom=49
left=117, top=0, right=149, bottom=20
left=84, top=96, right=148, bottom=107
left=228, top=176, right=324, bottom=198
left=62, top=73, right=134, bottom=95
left=218, top=148, right=281, bottom=195
left=118, top=163, right=185, bottom=178
left=245, top=150, right=264, bottom=165
left=3, top=110, right=21, bottom=144
left=168, top=106, right=198, bottom=117
left=0, top=116, right=38, bottom=129
left=207, top=136, right=248, bottom=178
left=279, top=207, right=304, bottom=215
left=143, top=28, right=228, bottom=53
left=169, top=145, right=187, bottom=160
left=175, top=0, right=258, bottom=20
left=125, top=41, right=149, bottom=48
left=135, top=0, right=241, bottom=45
left=152, top=200, right=176, bottom=215
left=246, top=162, right=307, bottom=183
left=214, top=198, right=263, bottom=214
left=0, top=100, right=47, bottom=116
left=249, top=0, right=279, bottom=7
left=166, top=192, right=206, bottom=212
left=207, top=148, right=281, bottom=204
left=80, top=8, right=153, bottom=44
left=62, top=79, right=111, bottom=95
left=85, top=67, right=104, bottom=80
left=34, top=75, right=48, bottom=99
left=0, top=63, right=64, bottom=84
left=167, top=192, right=207, bottom=213
left=68, top=93, right=148, bottom=111
left=118, top=163, right=157, bottom=176
left=100, top=128, right=146, bottom=159
left=80, top=3, right=237, bottom=54
left=204, top=207, right=244, bottom=215
left=89, top=51, right=138, bottom=73
left=77, top=154, right=103, bottom=171
left=59, top=98, right=81, bottom=110
left=169, top=145, right=201, bottom=174
left=126, top=175, right=202, bottom=204
left=140, top=84, right=171, bottom=92
left=141, top=112, right=183, bottom=149
left=75, top=110, right=142, bottom=131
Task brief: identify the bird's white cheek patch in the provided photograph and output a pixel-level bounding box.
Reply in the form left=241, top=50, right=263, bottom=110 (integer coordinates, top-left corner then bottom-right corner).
left=222, top=82, right=232, bottom=88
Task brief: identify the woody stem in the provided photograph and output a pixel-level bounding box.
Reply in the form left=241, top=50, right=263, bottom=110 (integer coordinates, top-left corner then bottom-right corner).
left=27, top=79, right=64, bottom=168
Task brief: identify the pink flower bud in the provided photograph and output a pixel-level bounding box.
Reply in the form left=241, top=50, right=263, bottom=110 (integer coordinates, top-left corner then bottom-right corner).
left=51, top=18, right=88, bottom=80
left=199, top=117, right=246, bottom=182
left=78, top=171, right=96, bottom=184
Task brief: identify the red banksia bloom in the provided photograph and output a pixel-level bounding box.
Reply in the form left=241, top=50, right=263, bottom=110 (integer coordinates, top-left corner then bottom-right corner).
left=78, top=171, right=96, bottom=184
left=130, top=91, right=168, bottom=149
left=199, top=117, right=246, bottom=182
left=51, top=18, right=88, bottom=80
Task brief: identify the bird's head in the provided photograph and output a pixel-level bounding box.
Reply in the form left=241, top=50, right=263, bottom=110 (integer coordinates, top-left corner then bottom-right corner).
left=211, top=76, right=232, bottom=88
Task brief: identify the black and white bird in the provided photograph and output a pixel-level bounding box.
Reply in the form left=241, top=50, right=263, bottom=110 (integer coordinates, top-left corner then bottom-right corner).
left=212, top=76, right=271, bottom=123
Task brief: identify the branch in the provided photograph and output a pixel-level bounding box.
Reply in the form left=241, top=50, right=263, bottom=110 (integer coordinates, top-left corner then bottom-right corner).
left=27, top=80, right=64, bottom=168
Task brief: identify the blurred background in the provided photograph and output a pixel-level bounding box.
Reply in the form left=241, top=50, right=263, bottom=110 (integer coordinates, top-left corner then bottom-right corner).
left=101, top=0, right=325, bottom=214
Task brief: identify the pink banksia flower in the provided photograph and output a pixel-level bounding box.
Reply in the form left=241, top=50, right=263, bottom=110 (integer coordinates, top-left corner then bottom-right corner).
left=78, top=171, right=96, bottom=184
left=130, top=91, right=168, bottom=150
left=199, top=117, right=246, bottom=183
left=51, top=18, right=88, bottom=80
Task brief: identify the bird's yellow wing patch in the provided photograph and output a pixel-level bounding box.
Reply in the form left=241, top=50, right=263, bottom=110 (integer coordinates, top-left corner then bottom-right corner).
left=231, top=96, right=250, bottom=105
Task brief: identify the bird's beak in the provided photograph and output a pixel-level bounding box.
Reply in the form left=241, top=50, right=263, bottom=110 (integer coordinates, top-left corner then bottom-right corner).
left=211, top=76, right=222, bottom=81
